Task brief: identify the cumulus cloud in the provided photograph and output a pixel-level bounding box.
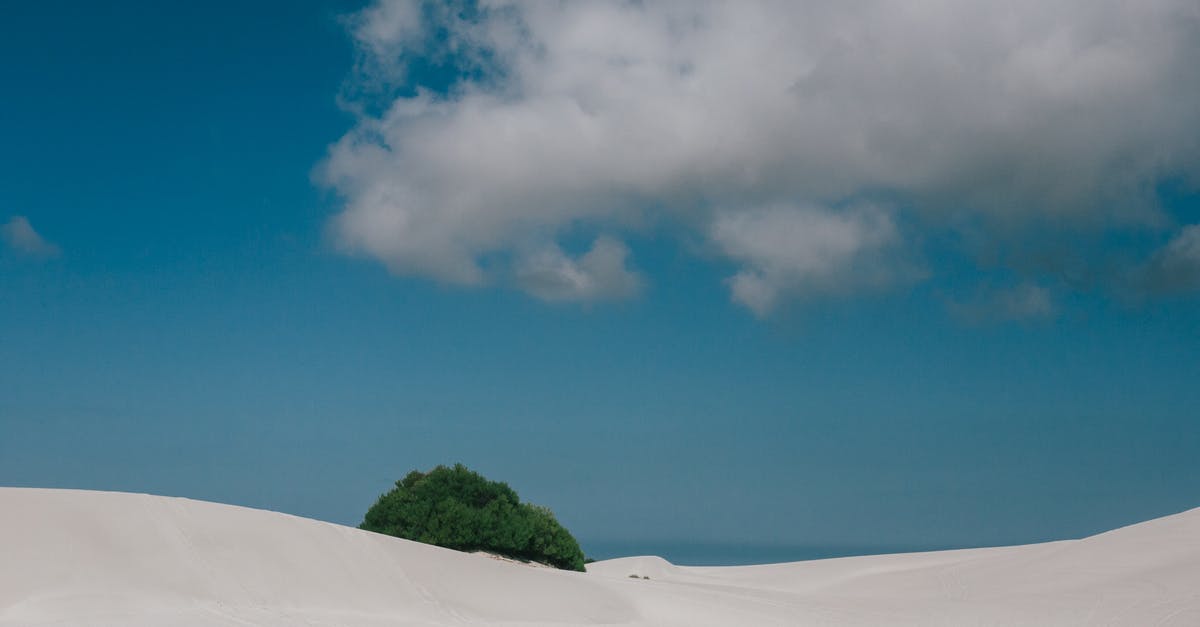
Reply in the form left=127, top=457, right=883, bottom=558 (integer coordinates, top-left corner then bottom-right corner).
left=2, top=216, right=60, bottom=259
left=320, top=0, right=1200, bottom=313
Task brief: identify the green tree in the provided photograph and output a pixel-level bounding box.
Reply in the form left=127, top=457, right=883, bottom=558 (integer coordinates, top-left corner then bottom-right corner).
left=360, top=464, right=586, bottom=571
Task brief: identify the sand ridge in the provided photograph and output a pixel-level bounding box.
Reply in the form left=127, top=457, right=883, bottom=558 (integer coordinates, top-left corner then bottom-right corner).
left=2, top=488, right=1198, bottom=626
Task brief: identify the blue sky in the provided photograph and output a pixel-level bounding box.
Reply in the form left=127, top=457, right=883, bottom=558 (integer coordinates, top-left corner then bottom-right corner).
left=2, top=0, right=1199, bottom=561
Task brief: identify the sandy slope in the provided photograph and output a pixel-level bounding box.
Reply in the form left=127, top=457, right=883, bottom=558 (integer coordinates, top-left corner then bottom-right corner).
left=1, top=488, right=1197, bottom=626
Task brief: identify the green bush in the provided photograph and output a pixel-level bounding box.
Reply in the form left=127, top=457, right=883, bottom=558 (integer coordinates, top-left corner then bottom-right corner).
left=360, top=464, right=586, bottom=572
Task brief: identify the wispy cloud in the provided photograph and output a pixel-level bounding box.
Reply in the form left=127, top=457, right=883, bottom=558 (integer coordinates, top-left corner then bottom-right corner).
left=2, top=216, right=61, bottom=259
left=947, top=283, right=1058, bottom=325
left=1137, top=224, right=1200, bottom=294
left=321, top=0, right=1200, bottom=314
left=709, top=204, right=915, bottom=316
left=515, top=236, right=643, bottom=304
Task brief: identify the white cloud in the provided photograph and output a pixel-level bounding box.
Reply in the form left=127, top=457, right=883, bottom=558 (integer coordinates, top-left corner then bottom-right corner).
left=515, top=236, right=642, bottom=303
left=2, top=216, right=60, bottom=259
left=710, top=204, right=908, bottom=316
left=321, top=0, right=1200, bottom=313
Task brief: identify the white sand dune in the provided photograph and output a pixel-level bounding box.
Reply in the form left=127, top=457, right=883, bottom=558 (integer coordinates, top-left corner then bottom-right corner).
left=2, top=488, right=1198, bottom=626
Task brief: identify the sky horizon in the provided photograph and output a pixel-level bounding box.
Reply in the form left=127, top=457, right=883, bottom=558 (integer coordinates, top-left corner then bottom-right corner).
left=2, top=0, right=1199, bottom=562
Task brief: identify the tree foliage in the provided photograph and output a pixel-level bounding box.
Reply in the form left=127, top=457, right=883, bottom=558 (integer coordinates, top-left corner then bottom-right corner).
left=360, top=464, right=586, bottom=571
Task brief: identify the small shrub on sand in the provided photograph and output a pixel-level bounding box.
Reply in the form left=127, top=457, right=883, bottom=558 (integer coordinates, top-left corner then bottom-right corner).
left=360, top=464, right=586, bottom=572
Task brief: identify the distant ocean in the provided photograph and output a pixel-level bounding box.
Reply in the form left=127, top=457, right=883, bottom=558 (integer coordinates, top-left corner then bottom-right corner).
left=581, top=541, right=962, bottom=566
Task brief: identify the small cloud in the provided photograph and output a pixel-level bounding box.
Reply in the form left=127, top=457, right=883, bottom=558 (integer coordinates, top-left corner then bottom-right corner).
left=994, top=283, right=1057, bottom=320
left=948, top=282, right=1057, bottom=324
left=2, top=216, right=61, bottom=259
left=709, top=204, right=913, bottom=317
left=1137, top=224, right=1200, bottom=294
left=515, top=236, right=643, bottom=303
